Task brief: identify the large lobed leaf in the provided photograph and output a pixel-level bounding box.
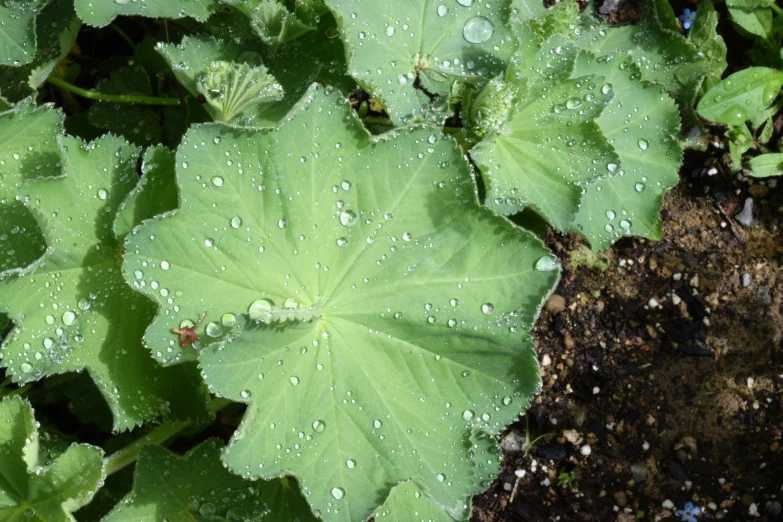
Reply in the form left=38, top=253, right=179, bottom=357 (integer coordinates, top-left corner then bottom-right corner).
left=0, top=0, right=48, bottom=66
left=0, top=397, right=104, bottom=521
left=326, top=0, right=515, bottom=123
left=103, top=438, right=317, bottom=522
left=74, top=0, right=217, bottom=27
left=0, top=131, right=211, bottom=431
left=124, top=85, right=558, bottom=520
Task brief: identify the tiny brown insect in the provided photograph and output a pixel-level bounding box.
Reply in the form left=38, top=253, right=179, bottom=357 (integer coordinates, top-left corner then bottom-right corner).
left=172, top=311, right=207, bottom=348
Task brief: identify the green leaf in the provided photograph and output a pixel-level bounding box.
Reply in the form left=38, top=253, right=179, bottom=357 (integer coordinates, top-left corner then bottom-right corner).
left=327, top=0, right=515, bottom=122
left=0, top=134, right=211, bottom=431
left=576, top=0, right=709, bottom=109
left=727, top=122, right=754, bottom=172
left=373, top=481, right=456, bottom=521
left=197, top=60, right=284, bottom=123
left=225, top=0, right=316, bottom=50
left=114, top=145, right=179, bottom=239
left=687, top=0, right=727, bottom=96
left=74, top=0, right=217, bottom=27
left=748, top=152, right=783, bottom=177
left=471, top=36, right=618, bottom=231
left=0, top=0, right=48, bottom=66
left=87, top=65, right=164, bottom=147
left=157, top=34, right=315, bottom=127
left=509, top=0, right=548, bottom=24
left=697, top=67, right=783, bottom=128
left=102, top=438, right=316, bottom=522
left=568, top=53, right=682, bottom=250
left=124, top=85, right=558, bottom=520
left=726, top=0, right=773, bottom=40
left=0, top=396, right=105, bottom=521
left=0, top=99, right=62, bottom=275
left=0, top=0, right=81, bottom=102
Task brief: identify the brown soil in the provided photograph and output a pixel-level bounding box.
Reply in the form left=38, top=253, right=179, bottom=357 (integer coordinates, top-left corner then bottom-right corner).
left=471, top=152, right=783, bottom=522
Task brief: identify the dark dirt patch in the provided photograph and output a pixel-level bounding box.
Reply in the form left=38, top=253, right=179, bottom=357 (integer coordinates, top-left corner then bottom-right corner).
left=471, top=156, right=783, bottom=521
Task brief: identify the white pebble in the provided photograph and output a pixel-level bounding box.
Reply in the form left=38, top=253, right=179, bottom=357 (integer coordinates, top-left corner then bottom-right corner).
left=671, top=293, right=681, bottom=305
left=592, top=386, right=600, bottom=395
left=514, top=469, right=526, bottom=478
left=642, top=441, right=650, bottom=451
left=541, top=354, right=552, bottom=366
left=662, top=499, right=675, bottom=509
left=580, top=444, right=591, bottom=456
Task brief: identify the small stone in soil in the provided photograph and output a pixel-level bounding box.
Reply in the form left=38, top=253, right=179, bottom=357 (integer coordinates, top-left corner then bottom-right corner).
left=630, top=461, right=647, bottom=483
left=501, top=430, right=525, bottom=453
left=580, top=444, right=591, bottom=456
left=736, top=197, right=756, bottom=227
left=613, top=491, right=628, bottom=507
left=536, top=443, right=568, bottom=460
left=766, top=501, right=782, bottom=516
left=741, top=273, right=752, bottom=288
left=545, top=294, right=566, bottom=314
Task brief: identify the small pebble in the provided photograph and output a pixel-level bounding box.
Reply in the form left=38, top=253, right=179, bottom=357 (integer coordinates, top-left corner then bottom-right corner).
left=613, top=491, right=628, bottom=508
left=672, top=293, right=681, bottom=305
left=736, top=197, right=756, bottom=227
left=662, top=499, right=675, bottom=509
left=741, top=273, right=752, bottom=288
left=766, top=501, right=782, bottom=516
left=593, top=386, right=600, bottom=395
left=541, top=354, right=552, bottom=366
left=648, top=298, right=659, bottom=308
left=545, top=294, right=566, bottom=314
left=514, top=469, right=526, bottom=478
left=580, top=444, right=592, bottom=456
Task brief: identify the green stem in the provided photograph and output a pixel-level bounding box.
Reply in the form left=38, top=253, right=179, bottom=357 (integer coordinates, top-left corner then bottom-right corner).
left=3, top=383, right=32, bottom=399
left=47, top=75, right=181, bottom=106
left=764, top=0, right=783, bottom=15
left=103, top=398, right=233, bottom=476
left=110, top=24, right=136, bottom=50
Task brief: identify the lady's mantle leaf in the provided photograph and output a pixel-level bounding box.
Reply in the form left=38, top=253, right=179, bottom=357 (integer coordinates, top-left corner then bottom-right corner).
left=326, top=0, right=515, bottom=123
left=197, top=60, right=284, bottom=123
left=471, top=34, right=618, bottom=231
left=0, top=99, right=62, bottom=276
left=123, top=85, right=558, bottom=520
left=0, top=397, right=104, bottom=520
left=0, top=0, right=48, bottom=66
left=697, top=67, right=783, bottom=128
left=373, top=481, right=456, bottom=521
left=74, top=0, right=216, bottom=27
left=102, top=438, right=317, bottom=522
left=568, top=53, right=682, bottom=250
left=0, top=134, right=210, bottom=431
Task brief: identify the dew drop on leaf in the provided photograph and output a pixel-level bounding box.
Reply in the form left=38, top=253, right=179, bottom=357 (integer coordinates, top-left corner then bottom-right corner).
left=462, top=410, right=474, bottom=421
left=97, top=188, right=108, bottom=200
left=62, top=311, right=76, bottom=326
left=331, top=487, right=345, bottom=500
left=502, top=395, right=512, bottom=406
left=206, top=322, right=222, bottom=337
left=462, top=16, right=493, bottom=44
left=605, top=210, right=616, bottom=220
left=373, top=419, right=382, bottom=428
left=339, top=210, right=357, bottom=226
left=346, top=459, right=356, bottom=468
left=481, top=303, right=494, bottom=315
left=77, top=298, right=91, bottom=311
left=211, top=176, right=224, bottom=187
left=240, top=390, right=251, bottom=399
left=248, top=299, right=273, bottom=320
left=635, top=182, right=645, bottom=192
left=289, top=376, right=300, bottom=386
left=436, top=473, right=446, bottom=482
left=385, top=26, right=395, bottom=37
left=20, top=362, right=32, bottom=373
left=230, top=216, right=242, bottom=229
left=456, top=0, right=472, bottom=6
left=437, top=4, right=448, bottom=16
left=221, top=313, right=237, bottom=326
left=312, top=420, right=326, bottom=432
left=535, top=255, right=558, bottom=272
left=638, top=139, right=649, bottom=150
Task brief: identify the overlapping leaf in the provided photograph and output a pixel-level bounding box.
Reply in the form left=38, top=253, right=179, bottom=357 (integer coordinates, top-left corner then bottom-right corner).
left=0, top=99, right=62, bottom=275
left=0, top=0, right=80, bottom=102
left=0, top=0, right=48, bottom=66
left=124, top=85, right=558, bottom=520
left=373, top=481, right=455, bottom=522
left=470, top=33, right=618, bottom=231
left=697, top=67, right=783, bottom=128
left=74, top=0, right=216, bottom=27
left=0, top=133, right=211, bottom=431
left=567, top=52, right=682, bottom=249
left=0, top=397, right=104, bottom=521
left=157, top=34, right=317, bottom=127
left=326, top=0, right=515, bottom=122
left=103, top=438, right=317, bottom=522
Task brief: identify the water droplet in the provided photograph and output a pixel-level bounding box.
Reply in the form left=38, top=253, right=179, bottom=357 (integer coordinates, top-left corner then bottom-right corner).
left=20, top=362, right=32, bottom=373
left=230, top=216, right=243, bottom=228
left=605, top=210, right=616, bottom=220
left=436, top=473, right=446, bottom=482
left=204, top=238, right=214, bottom=247
left=502, top=395, right=512, bottom=406
left=601, top=83, right=613, bottom=95
left=373, top=419, right=382, bottom=429
left=160, top=260, right=170, bottom=271
left=447, top=319, right=457, bottom=327
left=336, top=237, right=348, bottom=247
left=397, top=75, right=408, bottom=85
left=240, top=389, right=251, bottom=399
left=45, top=315, right=55, bottom=325
left=535, top=255, right=558, bottom=271
left=97, top=188, right=108, bottom=200
left=221, top=313, right=237, bottom=326
left=635, top=182, right=645, bottom=192
left=619, top=220, right=631, bottom=231
left=456, top=0, right=472, bottom=5
left=346, top=459, right=356, bottom=468
left=566, top=98, right=582, bottom=109
left=206, top=322, right=223, bottom=337
left=77, top=298, right=91, bottom=311
left=462, top=370, right=470, bottom=377
left=62, top=311, right=76, bottom=326
left=638, top=139, right=649, bottom=150
left=339, top=210, right=357, bottom=226
left=257, top=372, right=264, bottom=380
left=437, top=4, right=448, bottom=16
left=341, top=180, right=351, bottom=191
left=289, top=376, right=300, bottom=386
left=462, top=410, right=475, bottom=421
left=211, top=176, right=224, bottom=187
left=331, top=487, right=345, bottom=500
left=385, top=26, right=395, bottom=36
left=199, top=503, right=216, bottom=517
left=463, top=16, right=494, bottom=44
left=278, top=219, right=287, bottom=229
left=312, top=420, right=326, bottom=432
left=248, top=299, right=273, bottom=320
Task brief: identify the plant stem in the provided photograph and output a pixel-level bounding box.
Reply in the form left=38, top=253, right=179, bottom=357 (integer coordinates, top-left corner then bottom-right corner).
left=110, top=24, right=135, bottom=50
left=46, top=75, right=181, bottom=106
left=103, top=397, right=233, bottom=476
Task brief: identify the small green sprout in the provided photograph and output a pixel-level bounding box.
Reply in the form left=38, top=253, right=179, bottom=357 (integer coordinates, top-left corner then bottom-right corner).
left=557, top=470, right=575, bottom=489
left=197, top=60, right=283, bottom=123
